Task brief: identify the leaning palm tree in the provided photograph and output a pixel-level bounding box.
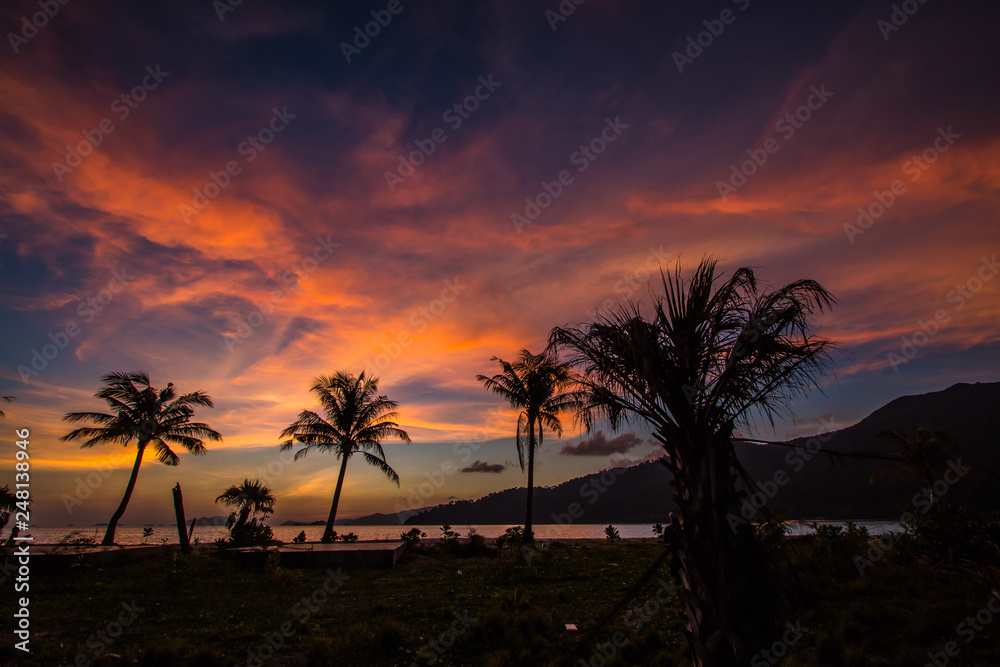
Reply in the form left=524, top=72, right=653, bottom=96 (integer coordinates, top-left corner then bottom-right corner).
left=549, top=257, right=836, bottom=667
left=216, top=478, right=276, bottom=533
left=872, top=426, right=957, bottom=504
left=60, top=371, right=221, bottom=546
left=477, top=350, right=579, bottom=542
left=280, top=372, right=410, bottom=543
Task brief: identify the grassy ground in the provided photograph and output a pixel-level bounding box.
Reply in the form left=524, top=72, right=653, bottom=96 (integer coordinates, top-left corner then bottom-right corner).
left=1, top=533, right=998, bottom=666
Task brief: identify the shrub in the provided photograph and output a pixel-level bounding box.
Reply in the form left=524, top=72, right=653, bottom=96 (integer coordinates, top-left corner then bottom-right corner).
left=438, top=524, right=460, bottom=551
left=495, top=526, right=524, bottom=559
left=467, top=527, right=488, bottom=554
left=292, top=530, right=307, bottom=544
left=400, top=527, right=426, bottom=546
left=604, top=524, right=621, bottom=542
left=339, top=532, right=359, bottom=543
left=897, top=505, right=1000, bottom=565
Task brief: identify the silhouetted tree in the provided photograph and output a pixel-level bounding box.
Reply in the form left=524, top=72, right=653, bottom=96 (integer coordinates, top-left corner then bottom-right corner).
left=872, top=426, right=957, bottom=504
left=280, top=372, right=409, bottom=543
left=60, top=371, right=221, bottom=546
left=477, top=350, right=579, bottom=542
left=549, top=257, right=836, bottom=666
left=216, top=478, right=276, bottom=543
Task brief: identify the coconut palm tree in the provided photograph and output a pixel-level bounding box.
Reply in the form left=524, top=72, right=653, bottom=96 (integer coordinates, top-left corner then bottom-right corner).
left=549, top=257, right=836, bottom=667
left=217, top=478, right=276, bottom=529
left=477, top=350, right=579, bottom=542
left=60, top=371, right=221, bottom=546
left=216, top=478, right=276, bottom=544
left=872, top=426, right=957, bottom=504
left=0, top=396, right=14, bottom=419
left=280, top=372, right=409, bottom=543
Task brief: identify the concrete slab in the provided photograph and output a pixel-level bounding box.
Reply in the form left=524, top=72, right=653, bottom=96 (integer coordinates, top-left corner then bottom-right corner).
left=229, top=542, right=406, bottom=567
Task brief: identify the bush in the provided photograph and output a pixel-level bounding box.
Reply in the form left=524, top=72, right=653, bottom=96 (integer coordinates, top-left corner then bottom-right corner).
left=495, top=526, right=523, bottom=558
left=292, top=530, right=306, bottom=544
left=896, top=505, right=1000, bottom=565
left=400, top=527, right=426, bottom=546
left=227, top=520, right=275, bottom=547
left=604, top=525, right=621, bottom=542
left=438, top=524, right=460, bottom=552
left=809, top=521, right=869, bottom=559
left=339, top=532, right=359, bottom=543
left=467, top=527, right=488, bottom=554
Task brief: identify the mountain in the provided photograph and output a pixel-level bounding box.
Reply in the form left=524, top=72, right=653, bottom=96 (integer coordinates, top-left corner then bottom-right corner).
left=280, top=520, right=327, bottom=526
left=337, top=509, right=436, bottom=525
left=401, top=382, right=1000, bottom=526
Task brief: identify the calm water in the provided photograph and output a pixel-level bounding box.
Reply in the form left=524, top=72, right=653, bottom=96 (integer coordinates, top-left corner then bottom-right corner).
left=24, top=520, right=900, bottom=545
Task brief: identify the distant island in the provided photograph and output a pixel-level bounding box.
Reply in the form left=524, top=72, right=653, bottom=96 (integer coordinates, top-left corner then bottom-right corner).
left=334, top=382, right=1000, bottom=526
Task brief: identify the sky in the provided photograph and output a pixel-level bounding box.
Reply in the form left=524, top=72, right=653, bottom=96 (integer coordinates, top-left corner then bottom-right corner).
left=1, top=0, right=998, bottom=528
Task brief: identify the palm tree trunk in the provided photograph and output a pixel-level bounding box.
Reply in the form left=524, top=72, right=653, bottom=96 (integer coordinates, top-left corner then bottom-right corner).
left=669, top=431, right=782, bottom=666
left=524, top=419, right=536, bottom=543
left=323, top=455, right=350, bottom=543
left=102, top=444, right=146, bottom=546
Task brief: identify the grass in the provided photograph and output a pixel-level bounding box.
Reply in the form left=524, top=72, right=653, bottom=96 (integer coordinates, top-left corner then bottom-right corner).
left=2, top=533, right=999, bottom=666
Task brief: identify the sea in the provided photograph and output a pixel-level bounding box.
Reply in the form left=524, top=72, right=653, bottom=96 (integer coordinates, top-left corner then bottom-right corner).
left=22, top=520, right=901, bottom=545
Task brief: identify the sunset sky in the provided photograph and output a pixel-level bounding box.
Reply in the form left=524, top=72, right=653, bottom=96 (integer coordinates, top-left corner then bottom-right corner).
left=1, top=0, right=998, bottom=528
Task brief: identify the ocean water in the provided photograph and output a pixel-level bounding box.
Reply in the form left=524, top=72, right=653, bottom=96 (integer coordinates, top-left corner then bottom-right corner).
left=21, top=520, right=901, bottom=545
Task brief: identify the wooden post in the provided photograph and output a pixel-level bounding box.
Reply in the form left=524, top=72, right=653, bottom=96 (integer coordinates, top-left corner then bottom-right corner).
left=172, top=483, right=191, bottom=554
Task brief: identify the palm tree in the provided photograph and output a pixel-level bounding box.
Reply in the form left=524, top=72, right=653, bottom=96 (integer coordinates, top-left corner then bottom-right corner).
left=873, top=426, right=957, bottom=504
left=477, top=350, right=579, bottom=542
left=549, top=257, right=836, bottom=667
left=217, top=478, right=276, bottom=532
left=280, top=372, right=410, bottom=543
left=60, top=371, right=221, bottom=546
left=0, top=396, right=14, bottom=419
